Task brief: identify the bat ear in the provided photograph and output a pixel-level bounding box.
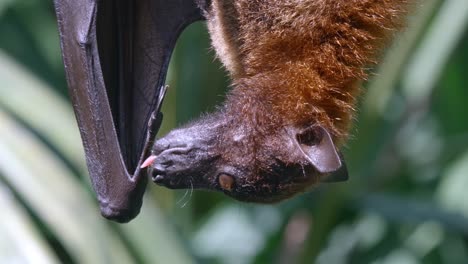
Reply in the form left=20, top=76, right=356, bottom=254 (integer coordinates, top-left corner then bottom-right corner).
left=322, top=152, right=349, bottom=182
left=292, top=125, right=342, bottom=174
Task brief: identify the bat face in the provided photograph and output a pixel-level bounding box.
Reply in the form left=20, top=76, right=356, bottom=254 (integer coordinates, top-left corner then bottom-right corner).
left=145, top=113, right=345, bottom=202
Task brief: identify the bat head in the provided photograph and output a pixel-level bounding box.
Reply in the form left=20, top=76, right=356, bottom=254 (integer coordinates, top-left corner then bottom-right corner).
left=144, top=113, right=346, bottom=202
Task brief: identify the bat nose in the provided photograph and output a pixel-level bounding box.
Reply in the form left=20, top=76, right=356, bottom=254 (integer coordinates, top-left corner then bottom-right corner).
left=153, top=174, right=165, bottom=184
left=149, top=165, right=167, bottom=185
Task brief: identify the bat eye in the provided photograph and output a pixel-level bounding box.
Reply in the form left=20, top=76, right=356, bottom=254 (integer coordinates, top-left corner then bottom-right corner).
left=218, top=173, right=235, bottom=192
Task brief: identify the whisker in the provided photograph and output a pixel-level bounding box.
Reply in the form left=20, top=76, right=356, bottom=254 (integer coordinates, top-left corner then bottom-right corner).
left=181, top=178, right=194, bottom=208
left=176, top=188, right=189, bottom=206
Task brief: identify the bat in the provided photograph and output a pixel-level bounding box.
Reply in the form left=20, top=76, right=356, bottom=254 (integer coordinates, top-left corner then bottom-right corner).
left=54, top=0, right=410, bottom=222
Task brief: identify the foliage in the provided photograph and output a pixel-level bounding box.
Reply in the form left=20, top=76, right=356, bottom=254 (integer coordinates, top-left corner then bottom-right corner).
left=0, top=0, right=467, bottom=263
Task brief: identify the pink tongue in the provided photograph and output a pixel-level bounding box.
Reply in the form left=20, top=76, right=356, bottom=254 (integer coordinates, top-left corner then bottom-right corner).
left=140, top=155, right=157, bottom=169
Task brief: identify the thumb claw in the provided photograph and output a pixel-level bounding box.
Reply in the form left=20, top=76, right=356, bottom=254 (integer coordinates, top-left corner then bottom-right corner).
left=140, top=155, right=157, bottom=169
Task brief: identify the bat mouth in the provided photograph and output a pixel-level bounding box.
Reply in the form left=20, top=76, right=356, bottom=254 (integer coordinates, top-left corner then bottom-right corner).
left=147, top=155, right=213, bottom=189
left=150, top=171, right=213, bottom=190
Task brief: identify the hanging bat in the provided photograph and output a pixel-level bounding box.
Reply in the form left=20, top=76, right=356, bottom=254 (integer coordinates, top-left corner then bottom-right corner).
left=54, top=0, right=410, bottom=222
left=142, top=0, right=411, bottom=202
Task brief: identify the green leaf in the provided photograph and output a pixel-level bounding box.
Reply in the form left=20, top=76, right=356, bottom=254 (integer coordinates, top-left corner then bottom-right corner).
left=402, top=0, right=468, bottom=101
left=354, top=194, right=468, bottom=234
left=0, top=109, right=135, bottom=263
left=0, top=183, right=59, bottom=264
left=0, top=50, right=87, bottom=177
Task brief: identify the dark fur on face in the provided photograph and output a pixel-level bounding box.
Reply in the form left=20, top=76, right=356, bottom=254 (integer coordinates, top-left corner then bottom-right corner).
left=145, top=0, right=411, bottom=202
left=149, top=109, right=342, bottom=202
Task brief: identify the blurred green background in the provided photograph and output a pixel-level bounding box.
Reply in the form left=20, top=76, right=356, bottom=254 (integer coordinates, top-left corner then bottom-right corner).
left=1, top=0, right=468, bottom=263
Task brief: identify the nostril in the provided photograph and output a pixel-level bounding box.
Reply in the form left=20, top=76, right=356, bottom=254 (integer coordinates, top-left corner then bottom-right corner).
left=149, top=166, right=165, bottom=183
left=153, top=175, right=165, bottom=184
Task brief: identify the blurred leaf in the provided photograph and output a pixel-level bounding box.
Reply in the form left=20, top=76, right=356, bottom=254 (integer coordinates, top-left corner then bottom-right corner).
left=0, top=0, right=13, bottom=16
left=364, top=0, right=441, bottom=115
left=402, top=0, right=468, bottom=101
left=374, top=249, right=420, bottom=264
left=0, top=2, right=66, bottom=93
left=347, top=0, right=441, bottom=177
left=317, top=214, right=388, bottom=264
left=404, top=222, right=444, bottom=258
left=0, top=108, right=135, bottom=263
left=354, top=194, right=468, bottom=235
left=436, top=149, right=468, bottom=217
left=119, top=196, right=196, bottom=264
left=0, top=50, right=86, bottom=177
left=0, top=183, right=59, bottom=264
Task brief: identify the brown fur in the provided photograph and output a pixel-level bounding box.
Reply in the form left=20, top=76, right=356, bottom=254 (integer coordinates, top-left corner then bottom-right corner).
left=207, top=0, right=409, bottom=142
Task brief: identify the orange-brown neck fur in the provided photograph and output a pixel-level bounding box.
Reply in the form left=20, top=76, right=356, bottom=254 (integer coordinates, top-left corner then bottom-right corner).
left=207, top=0, right=409, bottom=142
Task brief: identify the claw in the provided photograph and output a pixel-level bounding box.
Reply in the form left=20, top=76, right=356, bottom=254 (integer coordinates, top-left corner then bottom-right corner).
left=140, top=155, right=157, bottom=169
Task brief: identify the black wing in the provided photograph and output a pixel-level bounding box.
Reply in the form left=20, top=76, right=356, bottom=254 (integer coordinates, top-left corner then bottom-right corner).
left=54, top=0, right=204, bottom=222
